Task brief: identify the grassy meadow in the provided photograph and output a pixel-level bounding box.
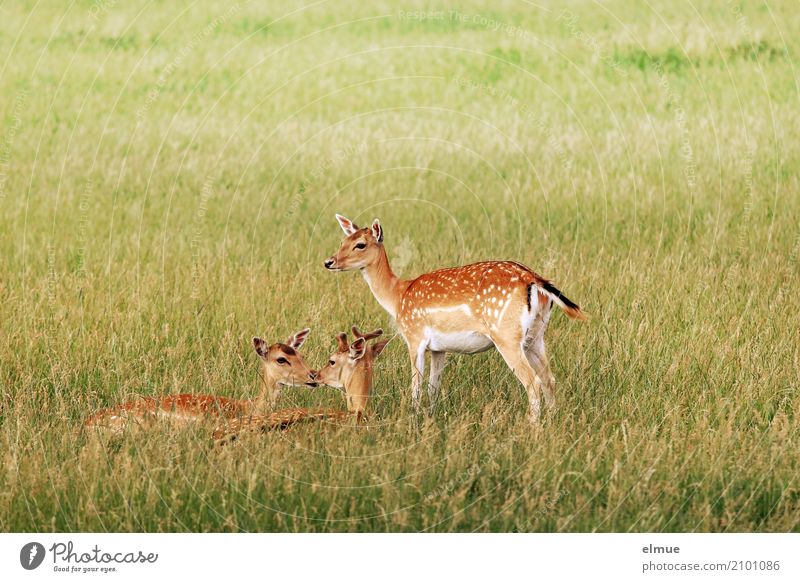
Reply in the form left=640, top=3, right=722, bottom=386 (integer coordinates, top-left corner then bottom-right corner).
left=1, top=0, right=799, bottom=532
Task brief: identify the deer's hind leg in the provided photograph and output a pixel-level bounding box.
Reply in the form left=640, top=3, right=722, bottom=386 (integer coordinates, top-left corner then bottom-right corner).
left=524, top=302, right=556, bottom=413
left=492, top=329, right=547, bottom=425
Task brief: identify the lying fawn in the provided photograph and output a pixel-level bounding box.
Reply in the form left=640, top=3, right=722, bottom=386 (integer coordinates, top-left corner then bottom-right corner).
left=316, top=326, right=389, bottom=422
left=213, top=327, right=388, bottom=442
left=324, top=215, right=586, bottom=424
left=86, top=329, right=318, bottom=435
left=211, top=407, right=349, bottom=443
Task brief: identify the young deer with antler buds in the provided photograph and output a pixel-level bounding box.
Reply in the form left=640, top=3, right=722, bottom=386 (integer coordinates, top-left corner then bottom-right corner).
left=325, top=215, right=586, bottom=424
left=316, top=326, right=389, bottom=422
left=213, top=327, right=388, bottom=442
left=86, top=329, right=318, bottom=435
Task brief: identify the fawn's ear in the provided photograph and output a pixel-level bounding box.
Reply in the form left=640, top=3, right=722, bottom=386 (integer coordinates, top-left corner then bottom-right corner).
left=349, top=337, right=366, bottom=361
left=351, top=326, right=383, bottom=340
left=335, top=214, right=358, bottom=236
left=371, top=339, right=389, bottom=359
left=336, top=332, right=349, bottom=352
left=253, top=337, right=269, bottom=358
left=286, top=328, right=310, bottom=349
left=371, top=219, right=383, bottom=243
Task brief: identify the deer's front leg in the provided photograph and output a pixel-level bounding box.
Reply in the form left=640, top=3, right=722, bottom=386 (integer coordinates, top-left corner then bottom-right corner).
left=428, top=351, right=446, bottom=414
left=408, top=341, right=426, bottom=413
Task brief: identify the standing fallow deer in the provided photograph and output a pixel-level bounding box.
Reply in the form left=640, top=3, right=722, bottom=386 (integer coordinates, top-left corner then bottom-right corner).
left=85, top=329, right=318, bottom=435
left=213, top=327, right=389, bottom=442
left=324, top=215, right=586, bottom=424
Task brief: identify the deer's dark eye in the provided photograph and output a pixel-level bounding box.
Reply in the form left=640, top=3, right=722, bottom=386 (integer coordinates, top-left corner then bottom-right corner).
left=354, top=242, right=366, bottom=250
left=276, top=357, right=289, bottom=365
left=328, top=360, right=336, bottom=366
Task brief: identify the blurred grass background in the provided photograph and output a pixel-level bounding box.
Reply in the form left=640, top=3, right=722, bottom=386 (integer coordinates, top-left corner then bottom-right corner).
left=0, top=0, right=798, bottom=531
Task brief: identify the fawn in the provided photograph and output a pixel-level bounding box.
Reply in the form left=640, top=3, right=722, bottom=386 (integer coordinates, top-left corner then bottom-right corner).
left=85, top=329, right=318, bottom=435
left=213, top=327, right=388, bottom=442
left=315, top=326, right=389, bottom=422
left=324, top=215, right=586, bottom=424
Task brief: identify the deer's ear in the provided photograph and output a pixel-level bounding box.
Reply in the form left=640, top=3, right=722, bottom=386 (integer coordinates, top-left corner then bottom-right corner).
left=352, top=326, right=383, bottom=340
left=253, top=337, right=269, bottom=358
left=371, top=340, right=389, bottom=360
left=336, top=332, right=349, bottom=351
left=335, top=214, right=358, bottom=236
left=349, top=337, right=366, bottom=361
left=287, top=328, right=310, bottom=349
left=371, top=219, right=383, bottom=243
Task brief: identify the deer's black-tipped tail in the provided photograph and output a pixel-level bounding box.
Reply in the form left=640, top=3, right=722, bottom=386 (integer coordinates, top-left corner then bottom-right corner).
left=538, top=281, right=588, bottom=320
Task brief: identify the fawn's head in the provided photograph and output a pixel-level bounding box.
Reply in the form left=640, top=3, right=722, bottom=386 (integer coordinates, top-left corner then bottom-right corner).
left=324, top=214, right=384, bottom=272
left=252, top=329, right=318, bottom=388
left=316, top=327, right=389, bottom=414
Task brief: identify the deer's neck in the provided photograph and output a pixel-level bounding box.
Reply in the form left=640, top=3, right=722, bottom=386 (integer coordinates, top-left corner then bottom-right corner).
left=253, top=365, right=281, bottom=412
left=361, top=246, right=406, bottom=318
left=344, top=365, right=372, bottom=415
